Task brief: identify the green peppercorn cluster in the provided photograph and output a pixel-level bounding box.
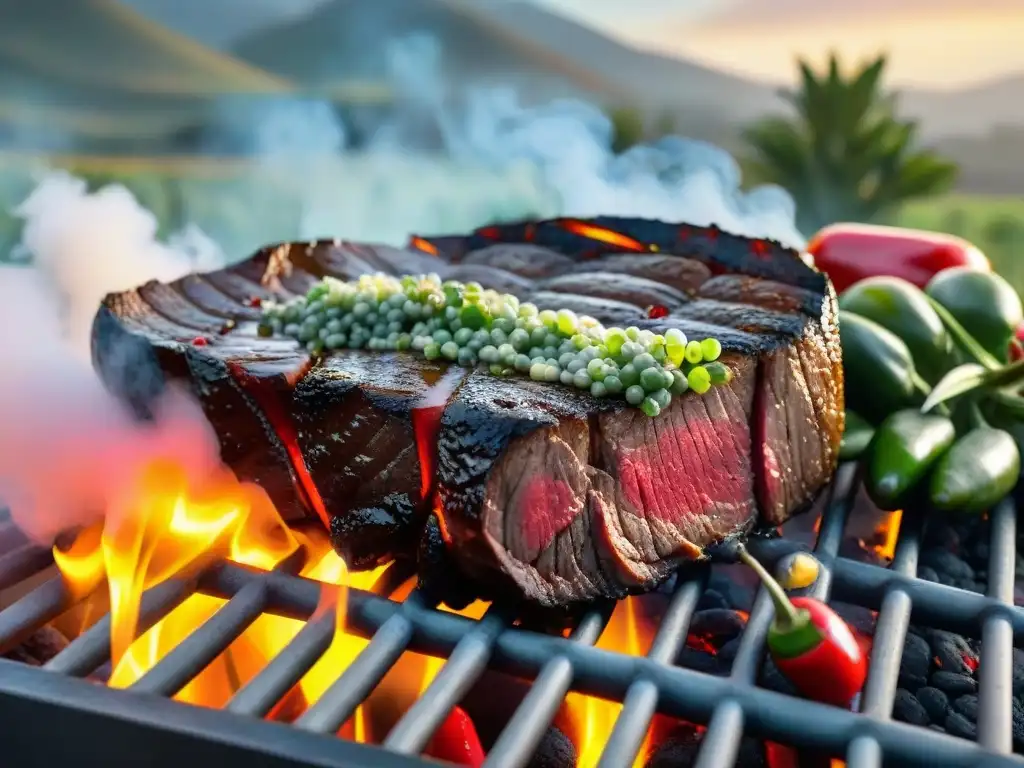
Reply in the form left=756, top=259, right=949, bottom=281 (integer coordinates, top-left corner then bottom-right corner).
left=258, top=273, right=732, bottom=417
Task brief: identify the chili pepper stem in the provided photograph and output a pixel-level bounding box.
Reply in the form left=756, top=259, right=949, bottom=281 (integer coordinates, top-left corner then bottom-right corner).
left=967, top=400, right=989, bottom=430
left=910, top=371, right=932, bottom=398
left=923, top=294, right=1002, bottom=371
left=735, top=544, right=802, bottom=629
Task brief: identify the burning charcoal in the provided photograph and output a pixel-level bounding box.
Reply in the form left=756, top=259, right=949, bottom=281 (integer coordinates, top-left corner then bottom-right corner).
left=645, top=724, right=764, bottom=768
left=717, top=637, right=741, bottom=666
left=916, top=687, right=950, bottom=723
left=2, top=625, right=68, bottom=666
left=900, top=634, right=931, bottom=685
left=758, top=658, right=799, bottom=697
left=944, top=711, right=978, bottom=740
left=918, top=566, right=940, bottom=583
left=923, top=524, right=961, bottom=551
left=697, top=589, right=729, bottom=611
left=927, top=630, right=976, bottom=676
left=921, top=550, right=974, bottom=583
left=528, top=726, right=576, bottom=768
left=953, top=694, right=978, bottom=722
left=893, top=688, right=930, bottom=726
left=1012, top=649, right=1024, bottom=696
left=707, top=572, right=749, bottom=612
left=931, top=671, right=978, bottom=697
left=688, top=609, right=747, bottom=641
left=1012, top=699, right=1024, bottom=753
left=676, top=648, right=720, bottom=675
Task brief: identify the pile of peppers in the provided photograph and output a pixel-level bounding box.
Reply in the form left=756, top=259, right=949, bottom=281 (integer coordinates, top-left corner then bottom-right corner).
left=809, top=224, right=1024, bottom=513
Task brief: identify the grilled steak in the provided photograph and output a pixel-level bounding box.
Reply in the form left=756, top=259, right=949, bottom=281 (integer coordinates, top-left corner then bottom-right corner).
left=92, top=218, right=843, bottom=606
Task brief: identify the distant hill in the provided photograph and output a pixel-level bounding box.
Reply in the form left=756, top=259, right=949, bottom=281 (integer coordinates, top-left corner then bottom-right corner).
left=0, top=0, right=294, bottom=148
left=228, top=0, right=1024, bottom=142
left=232, top=0, right=625, bottom=105
left=473, top=1, right=781, bottom=123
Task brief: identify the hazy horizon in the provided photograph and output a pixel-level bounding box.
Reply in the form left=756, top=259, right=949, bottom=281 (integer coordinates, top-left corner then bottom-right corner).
left=537, top=0, right=1024, bottom=89
left=122, top=0, right=1024, bottom=91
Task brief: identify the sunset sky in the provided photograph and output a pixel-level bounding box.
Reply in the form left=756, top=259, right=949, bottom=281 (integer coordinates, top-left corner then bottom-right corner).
left=536, top=0, right=1024, bottom=88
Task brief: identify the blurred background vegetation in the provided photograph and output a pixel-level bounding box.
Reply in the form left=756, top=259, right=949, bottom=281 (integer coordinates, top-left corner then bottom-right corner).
left=2, top=0, right=1023, bottom=295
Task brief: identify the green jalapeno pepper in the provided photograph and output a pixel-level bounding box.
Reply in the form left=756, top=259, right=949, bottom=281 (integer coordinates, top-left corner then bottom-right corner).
left=839, top=411, right=874, bottom=461
left=839, top=311, right=929, bottom=423
left=838, top=276, right=951, bottom=383
left=866, top=410, right=956, bottom=510
left=925, top=268, right=1023, bottom=364
left=929, top=426, right=1021, bottom=514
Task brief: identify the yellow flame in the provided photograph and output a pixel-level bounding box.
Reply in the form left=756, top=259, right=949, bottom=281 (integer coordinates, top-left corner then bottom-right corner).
left=50, top=457, right=387, bottom=735
left=567, top=597, right=654, bottom=768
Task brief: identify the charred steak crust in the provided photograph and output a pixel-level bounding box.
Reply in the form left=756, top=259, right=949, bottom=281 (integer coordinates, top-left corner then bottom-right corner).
left=93, top=219, right=843, bottom=607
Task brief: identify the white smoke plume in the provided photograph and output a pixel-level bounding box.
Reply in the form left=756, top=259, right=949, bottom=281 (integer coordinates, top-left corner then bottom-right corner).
left=0, top=34, right=806, bottom=545
left=0, top=175, right=224, bottom=544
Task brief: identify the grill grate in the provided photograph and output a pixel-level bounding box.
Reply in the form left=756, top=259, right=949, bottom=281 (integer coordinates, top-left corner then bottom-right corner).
left=1, top=463, right=1022, bottom=768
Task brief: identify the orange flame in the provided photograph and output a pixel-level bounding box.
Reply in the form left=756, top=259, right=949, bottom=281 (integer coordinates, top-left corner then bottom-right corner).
left=51, top=457, right=386, bottom=729
left=872, top=510, right=902, bottom=561
left=566, top=596, right=656, bottom=768
left=558, top=220, right=651, bottom=253
left=410, top=237, right=439, bottom=256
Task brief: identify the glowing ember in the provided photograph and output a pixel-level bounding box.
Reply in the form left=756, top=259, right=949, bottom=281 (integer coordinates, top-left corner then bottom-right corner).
left=557, top=220, right=649, bottom=253
left=410, top=236, right=439, bottom=256
left=50, top=456, right=386, bottom=730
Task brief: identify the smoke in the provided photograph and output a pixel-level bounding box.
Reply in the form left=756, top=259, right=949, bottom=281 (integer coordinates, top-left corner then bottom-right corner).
left=0, top=175, right=224, bottom=544
left=0, top=32, right=806, bottom=545
left=244, top=35, right=806, bottom=250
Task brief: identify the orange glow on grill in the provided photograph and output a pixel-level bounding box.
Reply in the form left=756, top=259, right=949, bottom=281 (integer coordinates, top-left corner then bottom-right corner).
left=410, top=237, right=439, bottom=256
left=558, top=220, right=651, bottom=252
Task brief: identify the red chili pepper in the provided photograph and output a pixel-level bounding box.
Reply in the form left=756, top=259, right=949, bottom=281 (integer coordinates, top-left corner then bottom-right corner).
left=425, top=706, right=485, bottom=767
left=806, top=223, right=990, bottom=294
left=738, top=546, right=867, bottom=708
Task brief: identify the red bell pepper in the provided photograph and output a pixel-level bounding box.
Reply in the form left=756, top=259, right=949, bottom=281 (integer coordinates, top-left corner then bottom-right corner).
left=738, top=546, right=867, bottom=708
left=425, top=706, right=485, bottom=766
left=807, top=223, right=990, bottom=294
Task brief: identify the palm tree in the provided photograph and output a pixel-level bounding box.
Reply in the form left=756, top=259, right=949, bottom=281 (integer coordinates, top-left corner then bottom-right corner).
left=743, top=54, right=959, bottom=234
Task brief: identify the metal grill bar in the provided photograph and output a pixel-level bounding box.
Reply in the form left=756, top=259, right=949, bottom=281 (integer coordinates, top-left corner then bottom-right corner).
left=0, top=576, right=70, bottom=653
left=294, top=590, right=431, bottom=735
left=693, top=463, right=857, bottom=768
left=483, top=607, right=611, bottom=768
left=227, top=562, right=411, bottom=720
left=45, top=577, right=194, bottom=677
left=858, top=505, right=923, bottom=718
left=130, top=576, right=269, bottom=697
left=227, top=613, right=332, bottom=717
left=978, top=499, right=1017, bottom=753
left=0, top=659, right=427, bottom=768
left=2, top=463, right=1024, bottom=767
left=595, top=572, right=707, bottom=768
left=384, top=604, right=511, bottom=754
left=0, top=542, right=53, bottom=591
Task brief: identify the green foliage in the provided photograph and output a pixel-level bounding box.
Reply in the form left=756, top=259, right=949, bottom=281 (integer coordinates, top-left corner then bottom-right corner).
left=743, top=53, right=959, bottom=233
left=609, top=106, right=646, bottom=154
